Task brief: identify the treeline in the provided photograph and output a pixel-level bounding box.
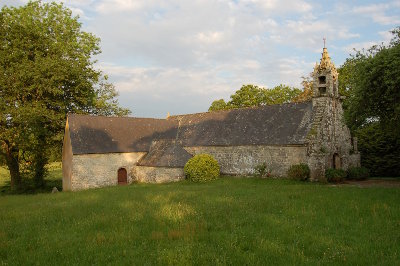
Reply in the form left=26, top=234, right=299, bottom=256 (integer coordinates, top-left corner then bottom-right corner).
left=209, top=82, right=312, bottom=111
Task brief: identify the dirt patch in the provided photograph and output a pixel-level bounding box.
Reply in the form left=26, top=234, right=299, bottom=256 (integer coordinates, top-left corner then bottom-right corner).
left=331, top=178, right=400, bottom=188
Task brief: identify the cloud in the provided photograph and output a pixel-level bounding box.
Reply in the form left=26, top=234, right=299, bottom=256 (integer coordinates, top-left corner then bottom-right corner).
left=95, top=0, right=144, bottom=14
left=353, top=3, right=400, bottom=25
left=242, top=0, right=313, bottom=14
left=98, top=53, right=311, bottom=117
left=3, top=0, right=396, bottom=117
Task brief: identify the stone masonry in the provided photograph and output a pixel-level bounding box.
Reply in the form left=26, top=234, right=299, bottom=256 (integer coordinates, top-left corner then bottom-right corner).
left=184, top=145, right=308, bottom=176
left=131, top=166, right=185, bottom=183
left=71, top=152, right=145, bottom=190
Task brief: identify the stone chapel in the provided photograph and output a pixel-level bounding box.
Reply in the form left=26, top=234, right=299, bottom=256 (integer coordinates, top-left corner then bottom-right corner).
left=62, top=47, right=360, bottom=191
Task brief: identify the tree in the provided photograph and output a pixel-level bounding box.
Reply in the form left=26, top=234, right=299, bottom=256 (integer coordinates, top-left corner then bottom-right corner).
left=228, top=84, right=264, bottom=108
left=208, top=99, right=228, bottom=112
left=338, top=27, right=400, bottom=176
left=293, top=76, right=313, bottom=103
left=208, top=84, right=303, bottom=111
left=0, top=1, right=130, bottom=190
left=340, top=27, right=400, bottom=133
left=261, top=84, right=302, bottom=105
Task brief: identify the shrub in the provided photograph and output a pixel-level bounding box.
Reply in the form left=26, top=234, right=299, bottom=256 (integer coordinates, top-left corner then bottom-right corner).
left=347, top=167, right=370, bottom=180
left=287, top=163, right=310, bottom=181
left=184, top=154, right=220, bottom=182
left=325, top=168, right=347, bottom=183
left=254, top=162, right=271, bottom=178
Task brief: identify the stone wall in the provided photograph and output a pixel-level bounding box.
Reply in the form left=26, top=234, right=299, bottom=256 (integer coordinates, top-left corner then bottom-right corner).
left=131, top=166, right=185, bottom=183
left=184, top=145, right=308, bottom=176
left=307, top=96, right=360, bottom=180
left=70, top=152, right=146, bottom=191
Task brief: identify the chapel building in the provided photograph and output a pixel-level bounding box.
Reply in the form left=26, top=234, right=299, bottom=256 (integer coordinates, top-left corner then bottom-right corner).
left=62, top=47, right=360, bottom=191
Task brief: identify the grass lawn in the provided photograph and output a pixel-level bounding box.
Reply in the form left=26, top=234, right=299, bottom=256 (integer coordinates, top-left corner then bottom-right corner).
left=0, top=167, right=399, bottom=265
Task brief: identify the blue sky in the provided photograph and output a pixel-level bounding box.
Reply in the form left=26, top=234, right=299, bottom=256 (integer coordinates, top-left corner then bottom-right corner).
left=2, top=0, right=400, bottom=118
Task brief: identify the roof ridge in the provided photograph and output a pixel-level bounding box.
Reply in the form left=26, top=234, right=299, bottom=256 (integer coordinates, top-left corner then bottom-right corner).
left=168, top=100, right=312, bottom=118
left=68, top=113, right=169, bottom=121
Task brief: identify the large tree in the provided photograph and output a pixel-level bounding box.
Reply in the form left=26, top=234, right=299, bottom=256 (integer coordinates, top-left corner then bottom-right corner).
left=339, top=27, right=400, bottom=176
left=0, top=1, right=130, bottom=190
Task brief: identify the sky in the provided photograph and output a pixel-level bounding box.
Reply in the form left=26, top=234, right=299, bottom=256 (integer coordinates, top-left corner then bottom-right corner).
left=2, top=0, right=400, bottom=118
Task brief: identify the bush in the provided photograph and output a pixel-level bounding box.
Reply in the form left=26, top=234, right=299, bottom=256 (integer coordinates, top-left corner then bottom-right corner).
left=254, top=162, right=271, bottom=178
left=184, top=154, right=220, bottom=182
left=287, top=163, right=310, bottom=181
left=347, top=167, right=370, bottom=180
left=325, top=168, right=347, bottom=183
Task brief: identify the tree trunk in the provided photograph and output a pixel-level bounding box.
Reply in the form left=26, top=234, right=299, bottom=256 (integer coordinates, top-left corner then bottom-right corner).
left=33, top=133, right=47, bottom=188
left=4, top=145, right=21, bottom=191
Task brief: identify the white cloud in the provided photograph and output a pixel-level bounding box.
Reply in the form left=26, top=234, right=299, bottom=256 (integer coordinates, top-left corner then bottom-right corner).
left=95, top=0, right=145, bottom=13
left=195, top=31, right=224, bottom=44
left=353, top=3, right=400, bottom=25
left=243, top=0, right=313, bottom=14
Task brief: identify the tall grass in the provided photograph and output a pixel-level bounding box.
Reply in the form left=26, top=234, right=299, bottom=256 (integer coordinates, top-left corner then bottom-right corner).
left=0, top=177, right=399, bottom=265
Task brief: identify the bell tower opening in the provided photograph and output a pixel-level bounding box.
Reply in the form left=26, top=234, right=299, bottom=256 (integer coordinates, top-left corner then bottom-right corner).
left=312, top=39, right=338, bottom=99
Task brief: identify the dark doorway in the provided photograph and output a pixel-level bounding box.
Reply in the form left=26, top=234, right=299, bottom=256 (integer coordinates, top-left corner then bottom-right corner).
left=118, top=168, right=127, bottom=185
left=333, top=153, right=341, bottom=169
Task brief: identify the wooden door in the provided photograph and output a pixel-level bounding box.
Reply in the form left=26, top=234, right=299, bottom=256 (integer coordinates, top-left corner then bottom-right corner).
left=333, top=154, right=341, bottom=169
left=118, top=168, right=127, bottom=185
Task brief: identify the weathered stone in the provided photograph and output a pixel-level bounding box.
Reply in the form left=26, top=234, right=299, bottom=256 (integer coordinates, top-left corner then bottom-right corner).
left=69, top=152, right=146, bottom=191
left=184, top=145, right=308, bottom=177
left=131, top=166, right=185, bottom=183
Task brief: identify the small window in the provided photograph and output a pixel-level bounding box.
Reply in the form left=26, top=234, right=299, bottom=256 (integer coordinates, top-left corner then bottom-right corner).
left=318, top=76, right=326, bottom=84
left=319, top=87, right=326, bottom=95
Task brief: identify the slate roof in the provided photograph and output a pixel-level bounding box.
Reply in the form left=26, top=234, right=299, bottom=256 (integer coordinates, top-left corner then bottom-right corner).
left=170, top=101, right=313, bottom=146
left=67, top=101, right=313, bottom=155
left=68, top=114, right=177, bottom=154
left=137, top=140, right=193, bottom=167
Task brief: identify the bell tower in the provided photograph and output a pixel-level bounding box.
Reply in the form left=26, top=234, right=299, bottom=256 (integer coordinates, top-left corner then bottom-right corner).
left=307, top=39, right=360, bottom=181
left=312, top=39, right=339, bottom=99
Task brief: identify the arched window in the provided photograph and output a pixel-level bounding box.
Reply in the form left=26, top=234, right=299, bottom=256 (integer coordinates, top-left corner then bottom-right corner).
left=118, top=168, right=127, bottom=185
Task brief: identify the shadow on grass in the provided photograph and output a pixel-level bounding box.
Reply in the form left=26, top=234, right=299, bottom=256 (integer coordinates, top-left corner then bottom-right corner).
left=0, top=178, right=62, bottom=195
left=0, top=165, right=62, bottom=195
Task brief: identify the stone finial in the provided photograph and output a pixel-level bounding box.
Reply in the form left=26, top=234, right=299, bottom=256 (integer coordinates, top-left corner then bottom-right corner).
left=320, top=48, right=334, bottom=69
left=314, top=45, right=337, bottom=74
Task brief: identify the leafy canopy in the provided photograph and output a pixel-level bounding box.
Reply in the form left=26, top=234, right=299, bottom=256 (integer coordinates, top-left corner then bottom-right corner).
left=0, top=0, right=130, bottom=190
left=339, top=27, right=400, bottom=133
left=209, top=84, right=306, bottom=111
left=338, top=27, right=400, bottom=177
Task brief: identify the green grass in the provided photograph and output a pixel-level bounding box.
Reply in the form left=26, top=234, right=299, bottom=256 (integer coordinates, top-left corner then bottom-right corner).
left=0, top=174, right=399, bottom=265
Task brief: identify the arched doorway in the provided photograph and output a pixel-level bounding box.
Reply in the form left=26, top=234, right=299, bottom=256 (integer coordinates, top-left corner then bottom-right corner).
left=333, top=153, right=341, bottom=169
left=118, top=168, right=127, bottom=185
